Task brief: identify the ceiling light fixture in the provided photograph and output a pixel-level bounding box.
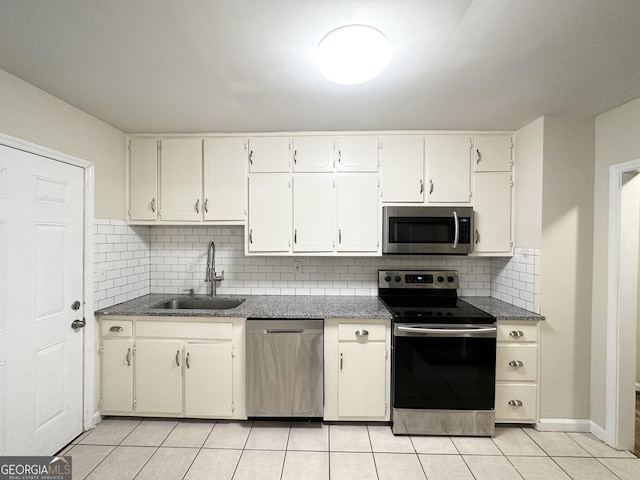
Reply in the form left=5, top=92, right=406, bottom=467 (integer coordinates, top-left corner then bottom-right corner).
left=315, top=25, right=391, bottom=85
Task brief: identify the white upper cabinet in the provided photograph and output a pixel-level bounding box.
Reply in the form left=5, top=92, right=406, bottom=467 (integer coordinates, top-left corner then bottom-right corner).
left=473, top=135, right=513, bottom=172
left=425, top=135, right=472, bottom=203
left=380, top=136, right=424, bottom=203
left=248, top=137, right=291, bottom=173
left=247, top=174, right=291, bottom=253
left=203, top=137, right=247, bottom=222
left=336, top=136, right=379, bottom=172
left=293, top=174, right=335, bottom=252
left=159, top=138, right=203, bottom=221
left=128, top=137, right=158, bottom=221
left=337, top=174, right=379, bottom=253
left=473, top=171, right=513, bottom=255
left=292, top=136, right=335, bottom=172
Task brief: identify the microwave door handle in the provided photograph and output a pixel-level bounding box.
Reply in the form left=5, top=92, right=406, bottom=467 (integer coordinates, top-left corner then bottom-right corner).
left=452, top=211, right=459, bottom=248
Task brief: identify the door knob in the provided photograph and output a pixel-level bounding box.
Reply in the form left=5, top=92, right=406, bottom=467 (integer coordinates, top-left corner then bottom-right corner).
left=71, top=300, right=81, bottom=311
left=71, top=318, right=86, bottom=330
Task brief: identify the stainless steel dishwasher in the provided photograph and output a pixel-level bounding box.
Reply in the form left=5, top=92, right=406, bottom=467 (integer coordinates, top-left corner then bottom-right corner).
left=246, top=319, right=323, bottom=417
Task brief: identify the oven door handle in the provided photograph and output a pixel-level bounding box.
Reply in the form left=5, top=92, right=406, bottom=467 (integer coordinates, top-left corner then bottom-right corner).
left=396, top=325, right=496, bottom=337
left=452, top=210, right=459, bottom=249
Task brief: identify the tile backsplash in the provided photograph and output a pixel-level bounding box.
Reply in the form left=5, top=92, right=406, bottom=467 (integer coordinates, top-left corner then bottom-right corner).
left=491, top=248, right=540, bottom=313
left=94, top=219, right=539, bottom=313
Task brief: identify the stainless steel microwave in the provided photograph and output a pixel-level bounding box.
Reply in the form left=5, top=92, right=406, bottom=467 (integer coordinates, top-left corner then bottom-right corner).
left=382, top=206, right=474, bottom=255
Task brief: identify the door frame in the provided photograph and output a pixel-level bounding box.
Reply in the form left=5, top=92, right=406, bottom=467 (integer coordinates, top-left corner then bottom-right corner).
left=0, top=132, right=95, bottom=432
left=605, top=157, right=640, bottom=450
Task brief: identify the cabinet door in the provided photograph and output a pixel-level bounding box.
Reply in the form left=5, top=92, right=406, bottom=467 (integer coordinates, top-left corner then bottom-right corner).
left=426, top=135, right=471, bottom=203
left=184, top=343, right=233, bottom=417
left=292, top=136, right=334, bottom=172
left=380, top=136, right=424, bottom=202
left=248, top=174, right=291, bottom=252
left=135, top=340, right=183, bottom=414
left=338, top=342, right=387, bottom=418
left=248, top=137, right=290, bottom=173
left=101, top=339, right=133, bottom=413
left=129, top=138, right=158, bottom=221
left=474, top=172, right=512, bottom=254
left=337, top=174, right=379, bottom=253
left=203, top=137, right=247, bottom=221
left=160, top=138, right=202, bottom=221
left=473, top=135, right=513, bottom=172
left=293, top=174, right=335, bottom=252
left=336, top=136, right=378, bottom=172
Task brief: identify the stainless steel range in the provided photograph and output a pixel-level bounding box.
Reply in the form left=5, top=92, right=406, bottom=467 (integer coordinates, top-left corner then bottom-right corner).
left=378, top=270, right=497, bottom=436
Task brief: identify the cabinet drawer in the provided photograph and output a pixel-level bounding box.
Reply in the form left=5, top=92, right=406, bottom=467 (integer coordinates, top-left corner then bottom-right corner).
left=101, top=319, right=133, bottom=337
left=497, top=323, right=538, bottom=342
left=136, top=321, right=233, bottom=340
left=338, top=323, right=386, bottom=342
left=496, top=345, right=537, bottom=381
left=495, top=384, right=537, bottom=422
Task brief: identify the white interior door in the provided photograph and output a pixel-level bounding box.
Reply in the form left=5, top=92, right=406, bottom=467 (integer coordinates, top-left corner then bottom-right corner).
left=0, top=144, right=84, bottom=455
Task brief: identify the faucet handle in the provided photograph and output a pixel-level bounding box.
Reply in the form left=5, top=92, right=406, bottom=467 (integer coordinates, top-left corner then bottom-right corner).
left=183, top=288, right=195, bottom=296
left=214, top=270, right=225, bottom=282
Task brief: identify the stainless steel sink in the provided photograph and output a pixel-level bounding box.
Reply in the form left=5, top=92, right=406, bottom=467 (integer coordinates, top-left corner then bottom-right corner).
left=152, top=298, right=245, bottom=310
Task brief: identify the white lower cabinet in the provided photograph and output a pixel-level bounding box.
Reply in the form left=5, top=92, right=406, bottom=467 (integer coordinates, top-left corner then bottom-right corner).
left=99, top=316, right=246, bottom=419
left=495, top=322, right=540, bottom=424
left=324, top=319, right=390, bottom=421
left=184, top=342, right=233, bottom=417
left=135, top=340, right=183, bottom=414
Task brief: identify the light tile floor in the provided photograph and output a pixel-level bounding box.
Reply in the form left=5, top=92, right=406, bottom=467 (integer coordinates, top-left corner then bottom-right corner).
left=61, top=418, right=640, bottom=480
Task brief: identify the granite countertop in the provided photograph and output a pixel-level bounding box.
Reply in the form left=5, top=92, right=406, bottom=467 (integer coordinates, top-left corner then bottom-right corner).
left=96, top=294, right=543, bottom=322
left=461, top=296, right=545, bottom=321
left=95, top=294, right=393, bottom=320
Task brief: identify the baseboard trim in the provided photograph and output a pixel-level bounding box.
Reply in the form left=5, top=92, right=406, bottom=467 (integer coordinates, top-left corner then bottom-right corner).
left=91, top=411, right=103, bottom=429
left=536, top=418, right=591, bottom=432
left=589, top=421, right=607, bottom=442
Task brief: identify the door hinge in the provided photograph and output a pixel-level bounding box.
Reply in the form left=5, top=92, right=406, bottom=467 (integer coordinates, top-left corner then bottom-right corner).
left=510, top=241, right=514, bottom=248
left=134, top=399, right=137, bottom=408
left=100, top=344, right=104, bottom=353
left=232, top=346, right=236, bottom=358
left=127, top=209, right=132, bottom=217
left=384, top=403, right=388, bottom=413
left=385, top=348, right=388, bottom=359
left=510, top=178, right=514, bottom=187
left=232, top=402, right=235, bottom=412
left=127, top=139, right=132, bottom=151
left=100, top=397, right=103, bottom=407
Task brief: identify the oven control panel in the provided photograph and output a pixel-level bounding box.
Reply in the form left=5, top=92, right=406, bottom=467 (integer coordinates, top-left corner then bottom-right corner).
left=378, top=270, right=459, bottom=289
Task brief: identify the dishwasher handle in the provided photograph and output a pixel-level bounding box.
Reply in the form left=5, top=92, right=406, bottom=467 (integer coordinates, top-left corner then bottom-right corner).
left=266, top=329, right=304, bottom=334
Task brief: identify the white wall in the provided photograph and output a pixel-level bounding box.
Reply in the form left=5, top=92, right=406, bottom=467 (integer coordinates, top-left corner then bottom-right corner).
left=539, top=116, right=595, bottom=422
left=514, top=117, right=543, bottom=248
left=514, top=115, right=595, bottom=422
left=0, top=68, right=126, bottom=219
left=592, top=97, right=640, bottom=428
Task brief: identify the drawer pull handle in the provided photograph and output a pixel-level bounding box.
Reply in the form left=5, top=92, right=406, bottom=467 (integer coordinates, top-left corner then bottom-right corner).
left=340, top=352, right=343, bottom=370
left=509, top=330, right=524, bottom=337
left=126, top=348, right=131, bottom=366
left=175, top=350, right=180, bottom=367
left=109, top=326, right=123, bottom=332
left=186, top=352, right=190, bottom=369
left=508, top=400, right=523, bottom=407
left=355, top=329, right=369, bottom=337
left=508, top=360, right=524, bottom=367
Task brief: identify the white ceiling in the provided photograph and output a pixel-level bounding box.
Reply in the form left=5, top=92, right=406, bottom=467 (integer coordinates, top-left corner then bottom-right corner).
left=2, top=0, right=640, bottom=134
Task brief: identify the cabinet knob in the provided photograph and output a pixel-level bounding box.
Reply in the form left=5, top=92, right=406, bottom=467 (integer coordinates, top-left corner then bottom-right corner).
left=195, top=199, right=200, bottom=213
left=509, top=330, right=524, bottom=337
left=508, top=360, right=524, bottom=367
left=249, top=150, right=253, bottom=165
left=476, top=149, right=482, bottom=164
left=150, top=197, right=156, bottom=213
left=508, top=400, right=523, bottom=407
left=109, top=326, right=123, bottom=332
left=355, top=329, right=369, bottom=337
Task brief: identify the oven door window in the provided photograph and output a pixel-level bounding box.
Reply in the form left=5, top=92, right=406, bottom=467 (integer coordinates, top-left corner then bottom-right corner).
left=393, top=336, right=496, bottom=410
left=389, top=217, right=455, bottom=244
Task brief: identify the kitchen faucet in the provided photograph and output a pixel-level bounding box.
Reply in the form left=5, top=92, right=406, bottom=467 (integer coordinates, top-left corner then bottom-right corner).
left=205, top=241, right=224, bottom=296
